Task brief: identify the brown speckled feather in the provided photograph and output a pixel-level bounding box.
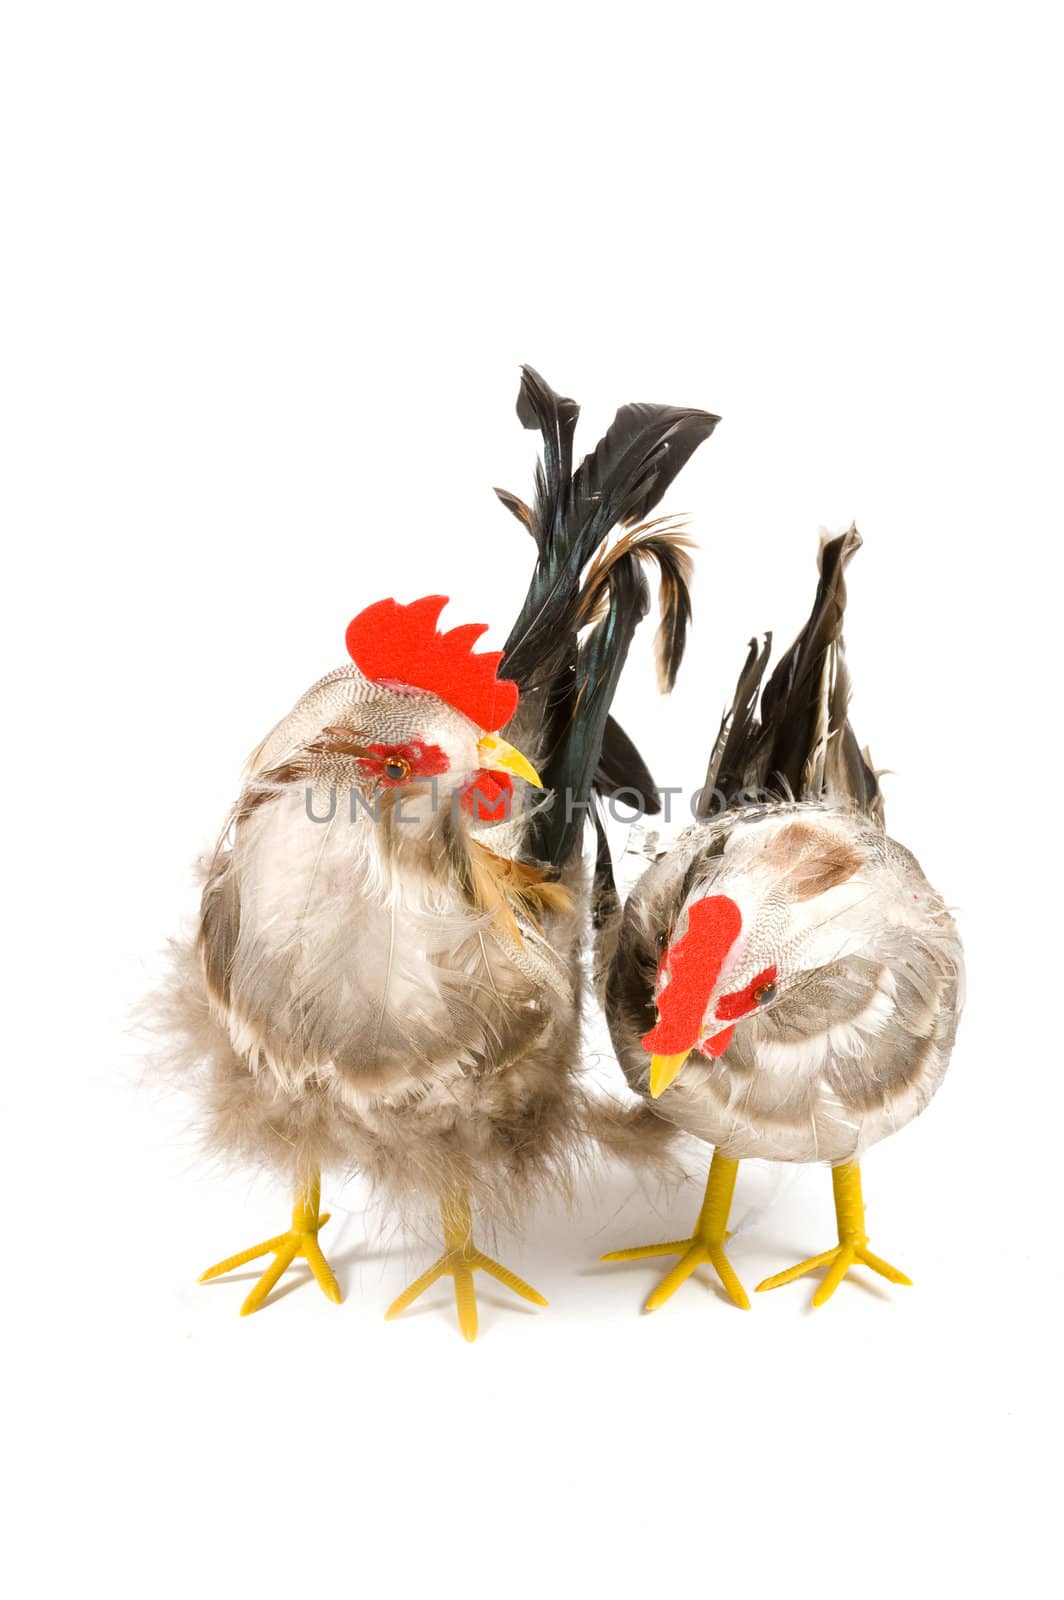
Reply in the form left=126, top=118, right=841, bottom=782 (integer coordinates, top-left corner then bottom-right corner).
left=603, top=529, right=963, bottom=1168
left=152, top=369, right=717, bottom=1234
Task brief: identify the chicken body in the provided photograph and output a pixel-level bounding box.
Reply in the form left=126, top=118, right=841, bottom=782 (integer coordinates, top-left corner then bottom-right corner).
left=162, top=367, right=718, bottom=1335
left=607, top=804, right=962, bottom=1166
left=600, top=527, right=964, bottom=1309
left=195, top=664, right=581, bottom=1219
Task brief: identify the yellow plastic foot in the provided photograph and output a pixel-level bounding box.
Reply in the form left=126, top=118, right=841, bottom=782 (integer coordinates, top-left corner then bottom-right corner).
left=384, top=1194, right=547, bottom=1342
left=199, top=1175, right=341, bottom=1316
left=601, top=1152, right=750, bottom=1311
left=756, top=1162, right=912, bottom=1307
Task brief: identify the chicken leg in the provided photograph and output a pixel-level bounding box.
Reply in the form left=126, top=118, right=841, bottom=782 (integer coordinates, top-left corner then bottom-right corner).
left=601, top=1151, right=750, bottom=1311
left=384, top=1193, right=547, bottom=1342
left=199, top=1173, right=341, bottom=1315
left=756, top=1162, right=912, bottom=1306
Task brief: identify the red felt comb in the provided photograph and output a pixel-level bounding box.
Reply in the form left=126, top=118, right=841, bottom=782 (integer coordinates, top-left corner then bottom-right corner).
left=345, top=596, right=519, bottom=733
left=641, top=896, right=743, bottom=1055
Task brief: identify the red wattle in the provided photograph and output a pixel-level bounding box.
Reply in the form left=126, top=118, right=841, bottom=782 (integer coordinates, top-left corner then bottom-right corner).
left=460, top=770, right=514, bottom=823
left=700, top=1026, right=735, bottom=1059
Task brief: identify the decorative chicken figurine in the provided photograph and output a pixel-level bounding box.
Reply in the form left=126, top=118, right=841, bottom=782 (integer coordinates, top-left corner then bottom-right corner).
left=601, top=527, right=963, bottom=1310
left=160, top=366, right=717, bottom=1337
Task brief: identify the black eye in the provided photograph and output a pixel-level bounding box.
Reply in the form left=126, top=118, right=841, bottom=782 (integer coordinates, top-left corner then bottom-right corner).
left=384, top=758, right=410, bottom=782
left=753, top=980, right=777, bottom=1005
left=655, top=931, right=668, bottom=953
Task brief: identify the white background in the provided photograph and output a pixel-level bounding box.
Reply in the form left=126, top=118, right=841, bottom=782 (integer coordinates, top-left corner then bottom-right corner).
left=4, top=4, right=1061, bottom=1597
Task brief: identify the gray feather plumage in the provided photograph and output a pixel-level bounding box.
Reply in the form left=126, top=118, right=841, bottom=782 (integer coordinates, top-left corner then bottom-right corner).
left=605, top=529, right=964, bottom=1168
left=151, top=370, right=714, bottom=1234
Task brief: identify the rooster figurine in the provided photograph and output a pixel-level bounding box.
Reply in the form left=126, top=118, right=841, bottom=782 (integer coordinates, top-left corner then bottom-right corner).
left=160, top=366, right=718, bottom=1337
left=601, top=526, right=963, bottom=1309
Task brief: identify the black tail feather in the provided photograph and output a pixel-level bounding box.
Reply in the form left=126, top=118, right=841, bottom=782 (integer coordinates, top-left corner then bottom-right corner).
left=703, top=527, right=881, bottom=818
left=596, top=714, right=661, bottom=814
left=541, top=543, right=651, bottom=863
left=498, top=366, right=718, bottom=865
left=500, top=367, right=718, bottom=691
left=591, top=806, right=620, bottom=931
left=700, top=633, right=773, bottom=812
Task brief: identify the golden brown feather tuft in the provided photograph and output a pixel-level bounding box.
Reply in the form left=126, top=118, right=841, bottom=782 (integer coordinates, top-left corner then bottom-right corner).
left=577, top=517, right=695, bottom=691
left=466, top=842, right=574, bottom=944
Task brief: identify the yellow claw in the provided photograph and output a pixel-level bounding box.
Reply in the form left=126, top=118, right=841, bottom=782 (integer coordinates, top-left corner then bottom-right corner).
left=476, top=734, right=542, bottom=788
left=649, top=1051, right=690, bottom=1097
left=199, top=1176, right=341, bottom=1316
left=385, top=1193, right=548, bottom=1342
left=601, top=1152, right=749, bottom=1311
left=755, top=1162, right=912, bottom=1306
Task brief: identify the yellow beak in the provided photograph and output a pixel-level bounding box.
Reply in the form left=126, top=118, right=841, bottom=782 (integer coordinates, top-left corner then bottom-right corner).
left=477, top=734, right=542, bottom=789
left=649, top=1052, right=691, bottom=1098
